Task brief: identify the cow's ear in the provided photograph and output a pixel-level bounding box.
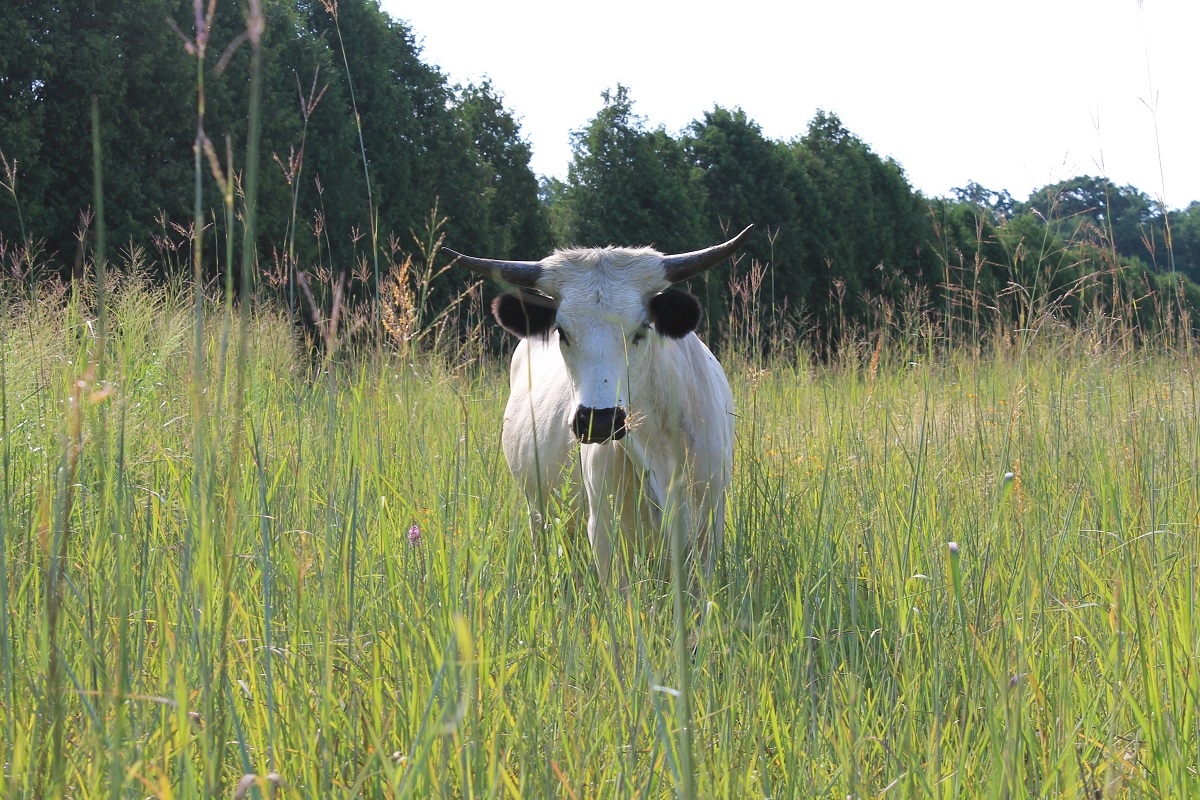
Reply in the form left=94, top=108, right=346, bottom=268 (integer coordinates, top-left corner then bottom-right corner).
left=492, top=292, right=557, bottom=338
left=648, top=289, right=702, bottom=339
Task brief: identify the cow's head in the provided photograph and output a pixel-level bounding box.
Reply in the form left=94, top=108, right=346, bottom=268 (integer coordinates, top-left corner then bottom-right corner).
left=446, top=226, right=753, bottom=444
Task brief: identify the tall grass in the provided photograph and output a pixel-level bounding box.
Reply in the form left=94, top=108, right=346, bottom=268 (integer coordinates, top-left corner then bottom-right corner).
left=1, top=248, right=1198, bottom=796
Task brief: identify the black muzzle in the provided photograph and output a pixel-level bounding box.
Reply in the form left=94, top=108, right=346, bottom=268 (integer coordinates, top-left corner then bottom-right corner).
left=573, top=406, right=627, bottom=444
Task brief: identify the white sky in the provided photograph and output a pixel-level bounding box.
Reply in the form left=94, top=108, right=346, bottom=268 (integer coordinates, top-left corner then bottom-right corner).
left=380, top=0, right=1199, bottom=206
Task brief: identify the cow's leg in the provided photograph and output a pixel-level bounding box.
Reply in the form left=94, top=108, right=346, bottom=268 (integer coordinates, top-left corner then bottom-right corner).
left=503, top=396, right=578, bottom=566
left=648, top=466, right=725, bottom=601
left=586, top=512, right=614, bottom=587
left=515, top=461, right=584, bottom=572
left=652, top=474, right=695, bottom=592
left=689, top=478, right=725, bottom=587
left=580, top=445, right=635, bottom=591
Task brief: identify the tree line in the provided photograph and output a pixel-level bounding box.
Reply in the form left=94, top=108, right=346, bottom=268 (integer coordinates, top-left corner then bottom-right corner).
left=550, top=86, right=1200, bottom=343
left=3, top=0, right=1199, bottom=344
left=1, top=0, right=551, bottom=275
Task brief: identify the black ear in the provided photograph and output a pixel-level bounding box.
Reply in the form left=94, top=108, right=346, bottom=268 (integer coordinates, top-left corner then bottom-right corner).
left=492, top=292, right=557, bottom=338
left=648, top=289, right=702, bottom=339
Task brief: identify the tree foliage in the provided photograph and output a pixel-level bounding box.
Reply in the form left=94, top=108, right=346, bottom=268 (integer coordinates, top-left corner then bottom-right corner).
left=2, top=3, right=1198, bottom=345
left=685, top=106, right=818, bottom=325
left=558, top=96, right=937, bottom=340
left=0, top=0, right=548, bottom=286
left=454, top=80, right=552, bottom=260
left=1170, top=202, right=1200, bottom=283
left=556, top=88, right=1200, bottom=343
left=561, top=86, right=704, bottom=255
left=792, top=111, right=935, bottom=332
left=0, top=0, right=195, bottom=263
left=1020, top=176, right=1165, bottom=270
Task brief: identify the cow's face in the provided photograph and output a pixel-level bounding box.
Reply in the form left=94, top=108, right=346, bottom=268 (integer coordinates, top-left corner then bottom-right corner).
left=492, top=261, right=703, bottom=444
left=446, top=227, right=753, bottom=444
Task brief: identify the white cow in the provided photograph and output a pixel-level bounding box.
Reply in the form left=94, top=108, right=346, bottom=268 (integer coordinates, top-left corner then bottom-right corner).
left=446, top=226, right=751, bottom=586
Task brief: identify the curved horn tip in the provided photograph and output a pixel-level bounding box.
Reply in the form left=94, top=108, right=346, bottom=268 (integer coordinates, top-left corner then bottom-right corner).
left=662, top=223, right=758, bottom=283
left=731, top=224, right=754, bottom=242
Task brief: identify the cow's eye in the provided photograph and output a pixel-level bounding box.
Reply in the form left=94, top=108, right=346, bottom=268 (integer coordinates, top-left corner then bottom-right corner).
left=632, top=327, right=648, bottom=345
left=556, top=326, right=570, bottom=346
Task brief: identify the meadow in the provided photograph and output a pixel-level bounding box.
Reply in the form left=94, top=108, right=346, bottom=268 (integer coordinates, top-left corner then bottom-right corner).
left=0, top=264, right=1197, bottom=798
left=2, top=2, right=1199, bottom=794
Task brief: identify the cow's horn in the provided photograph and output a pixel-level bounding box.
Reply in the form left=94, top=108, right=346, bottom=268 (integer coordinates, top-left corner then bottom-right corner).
left=662, top=225, right=755, bottom=284
left=443, top=248, right=543, bottom=289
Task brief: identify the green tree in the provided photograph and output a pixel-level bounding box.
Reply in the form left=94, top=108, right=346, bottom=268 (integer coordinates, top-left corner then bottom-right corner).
left=951, top=181, right=1014, bottom=221
left=1168, top=201, right=1200, bottom=282
left=0, top=0, right=550, bottom=312
left=296, top=0, right=481, bottom=261
left=684, top=105, right=821, bottom=326
left=1021, top=176, right=1163, bottom=270
left=0, top=0, right=195, bottom=265
left=539, top=175, right=571, bottom=248
left=562, top=85, right=704, bottom=253
left=454, top=80, right=552, bottom=259
left=793, top=111, right=935, bottom=336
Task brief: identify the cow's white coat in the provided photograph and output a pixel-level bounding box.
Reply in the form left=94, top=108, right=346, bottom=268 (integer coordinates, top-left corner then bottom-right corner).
left=500, top=246, right=734, bottom=585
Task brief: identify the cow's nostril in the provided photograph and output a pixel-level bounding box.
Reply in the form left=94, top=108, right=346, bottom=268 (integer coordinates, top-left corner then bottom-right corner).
left=573, top=406, right=626, bottom=443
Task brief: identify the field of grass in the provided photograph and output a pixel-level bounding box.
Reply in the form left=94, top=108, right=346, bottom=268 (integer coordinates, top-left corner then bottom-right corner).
left=0, top=271, right=1197, bottom=798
